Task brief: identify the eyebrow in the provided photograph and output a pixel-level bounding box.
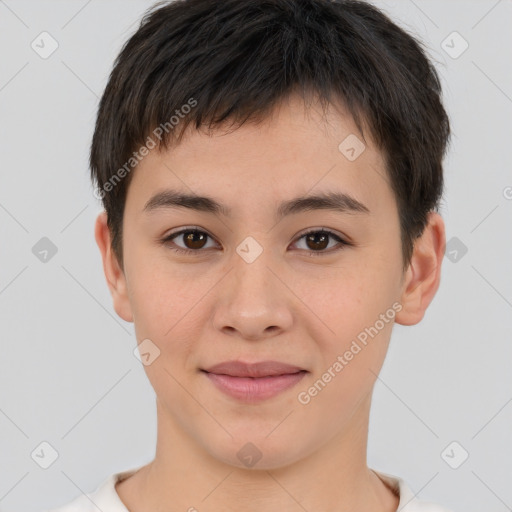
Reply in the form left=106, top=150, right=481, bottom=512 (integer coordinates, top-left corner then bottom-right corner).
left=143, top=189, right=370, bottom=219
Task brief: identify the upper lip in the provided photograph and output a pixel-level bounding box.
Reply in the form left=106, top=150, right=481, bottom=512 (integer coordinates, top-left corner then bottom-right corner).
left=203, top=360, right=306, bottom=378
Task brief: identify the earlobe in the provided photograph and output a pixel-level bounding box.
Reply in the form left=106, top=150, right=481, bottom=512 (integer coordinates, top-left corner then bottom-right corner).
left=395, top=212, right=446, bottom=326
left=94, top=211, right=134, bottom=323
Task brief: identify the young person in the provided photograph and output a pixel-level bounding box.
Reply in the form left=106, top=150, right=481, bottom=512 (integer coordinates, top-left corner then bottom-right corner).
left=48, top=0, right=453, bottom=510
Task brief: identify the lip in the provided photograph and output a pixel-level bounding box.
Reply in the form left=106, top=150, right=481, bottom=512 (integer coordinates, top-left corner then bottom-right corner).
left=203, top=360, right=306, bottom=377
left=201, top=360, right=308, bottom=403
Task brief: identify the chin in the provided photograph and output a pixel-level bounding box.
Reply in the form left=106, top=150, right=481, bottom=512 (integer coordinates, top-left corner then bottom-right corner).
left=203, top=431, right=311, bottom=471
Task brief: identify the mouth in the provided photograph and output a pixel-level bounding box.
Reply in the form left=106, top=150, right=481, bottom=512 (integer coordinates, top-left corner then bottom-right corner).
left=203, top=360, right=307, bottom=378
left=201, top=360, right=308, bottom=403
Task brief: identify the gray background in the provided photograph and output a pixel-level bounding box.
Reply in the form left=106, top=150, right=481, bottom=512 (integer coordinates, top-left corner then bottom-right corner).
left=0, top=1, right=511, bottom=511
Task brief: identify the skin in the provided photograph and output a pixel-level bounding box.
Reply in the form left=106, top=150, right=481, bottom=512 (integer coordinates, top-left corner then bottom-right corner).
left=95, top=92, right=445, bottom=512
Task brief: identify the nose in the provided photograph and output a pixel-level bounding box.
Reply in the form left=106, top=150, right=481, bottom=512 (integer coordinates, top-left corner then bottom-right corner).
left=211, top=249, right=294, bottom=341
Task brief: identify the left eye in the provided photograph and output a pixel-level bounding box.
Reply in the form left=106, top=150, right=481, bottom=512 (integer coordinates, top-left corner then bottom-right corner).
left=161, top=228, right=349, bottom=256
left=293, top=229, right=348, bottom=255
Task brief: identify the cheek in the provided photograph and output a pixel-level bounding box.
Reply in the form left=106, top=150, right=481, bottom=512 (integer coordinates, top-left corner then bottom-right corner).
left=296, top=313, right=394, bottom=425
left=125, top=247, right=204, bottom=332
left=296, top=263, right=399, bottom=383
left=125, top=254, right=221, bottom=376
left=126, top=260, right=208, bottom=403
left=294, top=264, right=394, bottom=336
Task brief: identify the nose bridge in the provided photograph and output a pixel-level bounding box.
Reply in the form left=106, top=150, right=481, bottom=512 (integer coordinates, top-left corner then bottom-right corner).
left=230, top=239, right=278, bottom=308
left=234, top=243, right=272, bottom=296
left=211, top=238, right=293, bottom=338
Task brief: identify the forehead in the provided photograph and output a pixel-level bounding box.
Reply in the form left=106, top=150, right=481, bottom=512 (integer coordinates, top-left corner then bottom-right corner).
left=126, top=93, right=394, bottom=219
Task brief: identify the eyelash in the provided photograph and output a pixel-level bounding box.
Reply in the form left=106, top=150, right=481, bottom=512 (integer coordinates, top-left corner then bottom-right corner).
left=160, top=227, right=351, bottom=257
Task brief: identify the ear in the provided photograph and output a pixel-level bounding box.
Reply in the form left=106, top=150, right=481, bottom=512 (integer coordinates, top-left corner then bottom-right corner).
left=395, top=211, right=446, bottom=326
left=94, top=211, right=134, bottom=323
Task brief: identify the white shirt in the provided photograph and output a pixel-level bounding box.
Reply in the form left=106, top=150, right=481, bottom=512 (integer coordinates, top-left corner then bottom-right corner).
left=44, top=466, right=454, bottom=512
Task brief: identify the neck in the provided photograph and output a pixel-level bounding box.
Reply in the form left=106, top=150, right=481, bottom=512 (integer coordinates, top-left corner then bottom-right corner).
left=117, top=392, right=398, bottom=512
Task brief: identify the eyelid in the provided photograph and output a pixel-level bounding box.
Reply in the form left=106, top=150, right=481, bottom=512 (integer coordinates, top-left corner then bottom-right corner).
left=294, top=226, right=347, bottom=242
left=164, top=225, right=216, bottom=239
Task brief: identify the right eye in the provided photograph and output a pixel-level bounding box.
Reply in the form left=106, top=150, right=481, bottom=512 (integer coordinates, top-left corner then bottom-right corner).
left=160, top=227, right=219, bottom=255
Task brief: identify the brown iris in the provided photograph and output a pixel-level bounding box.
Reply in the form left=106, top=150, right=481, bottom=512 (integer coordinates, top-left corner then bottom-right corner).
left=183, top=231, right=208, bottom=249
left=305, top=232, right=329, bottom=251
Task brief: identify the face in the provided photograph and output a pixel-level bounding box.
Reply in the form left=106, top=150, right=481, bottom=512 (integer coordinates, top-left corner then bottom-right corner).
left=96, top=93, right=441, bottom=470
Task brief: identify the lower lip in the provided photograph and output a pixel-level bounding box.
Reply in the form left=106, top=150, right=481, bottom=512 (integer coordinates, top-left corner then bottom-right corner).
left=203, top=370, right=307, bottom=403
